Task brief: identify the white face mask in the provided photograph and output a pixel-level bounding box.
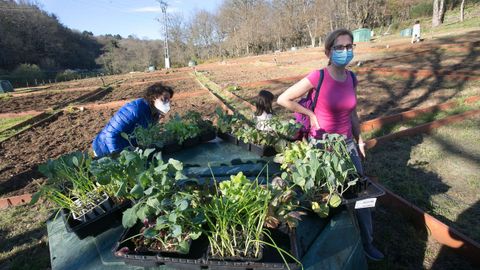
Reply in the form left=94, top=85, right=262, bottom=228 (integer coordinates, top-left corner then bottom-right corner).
left=154, top=99, right=170, bottom=114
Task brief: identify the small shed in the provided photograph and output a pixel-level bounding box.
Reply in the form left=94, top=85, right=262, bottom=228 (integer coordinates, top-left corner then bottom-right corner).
left=400, top=28, right=413, bottom=37
left=0, top=80, right=14, bottom=93
left=352, top=28, right=372, bottom=42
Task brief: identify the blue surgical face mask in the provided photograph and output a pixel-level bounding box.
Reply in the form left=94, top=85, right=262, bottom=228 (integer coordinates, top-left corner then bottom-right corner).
left=331, top=49, right=354, bottom=67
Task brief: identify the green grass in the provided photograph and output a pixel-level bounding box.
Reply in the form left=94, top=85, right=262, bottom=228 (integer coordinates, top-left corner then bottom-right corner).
left=372, top=3, right=480, bottom=43
left=0, top=94, right=12, bottom=100
left=0, top=204, right=51, bottom=270
left=366, top=114, right=480, bottom=244
left=363, top=100, right=480, bottom=140
left=195, top=72, right=253, bottom=119
left=0, top=114, right=34, bottom=141
left=368, top=206, right=476, bottom=270
left=0, top=115, right=32, bottom=133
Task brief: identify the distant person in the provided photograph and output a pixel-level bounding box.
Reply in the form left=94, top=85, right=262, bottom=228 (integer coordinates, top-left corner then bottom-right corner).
left=253, top=90, right=274, bottom=132
left=412, top=20, right=421, bottom=43
left=92, top=83, right=173, bottom=157
left=277, top=28, right=384, bottom=261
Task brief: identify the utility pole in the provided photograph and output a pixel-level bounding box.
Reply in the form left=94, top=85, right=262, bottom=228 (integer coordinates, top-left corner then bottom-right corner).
left=157, top=0, right=170, bottom=69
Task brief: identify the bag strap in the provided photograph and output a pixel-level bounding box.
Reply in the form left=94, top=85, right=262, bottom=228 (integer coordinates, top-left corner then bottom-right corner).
left=310, top=69, right=324, bottom=111
left=350, top=70, right=357, bottom=88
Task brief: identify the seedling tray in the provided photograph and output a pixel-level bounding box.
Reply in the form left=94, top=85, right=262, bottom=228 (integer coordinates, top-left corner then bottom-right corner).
left=161, top=131, right=217, bottom=154
left=219, top=132, right=277, bottom=157
left=340, top=176, right=385, bottom=205
left=250, top=143, right=277, bottom=157
left=207, top=246, right=263, bottom=262
left=62, top=199, right=132, bottom=239
left=114, top=225, right=300, bottom=269
left=218, top=132, right=238, bottom=145
left=114, top=223, right=207, bottom=268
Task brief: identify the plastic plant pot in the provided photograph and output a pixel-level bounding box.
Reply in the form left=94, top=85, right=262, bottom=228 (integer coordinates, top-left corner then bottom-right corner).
left=63, top=199, right=132, bottom=239
left=340, top=176, right=385, bottom=205
left=162, top=141, right=182, bottom=154
left=238, top=140, right=251, bottom=151
left=182, top=136, right=200, bottom=147
left=218, top=132, right=238, bottom=145
left=250, top=143, right=276, bottom=157
left=114, top=223, right=207, bottom=264
left=207, top=245, right=263, bottom=262
left=200, top=130, right=216, bottom=142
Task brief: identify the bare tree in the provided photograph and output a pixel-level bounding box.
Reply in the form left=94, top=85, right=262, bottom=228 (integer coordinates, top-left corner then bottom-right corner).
left=460, top=0, right=466, bottom=22
left=432, top=0, right=446, bottom=27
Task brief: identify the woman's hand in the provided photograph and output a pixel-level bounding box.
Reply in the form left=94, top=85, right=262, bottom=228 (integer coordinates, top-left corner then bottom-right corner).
left=309, top=113, right=320, bottom=130
left=358, top=142, right=366, bottom=159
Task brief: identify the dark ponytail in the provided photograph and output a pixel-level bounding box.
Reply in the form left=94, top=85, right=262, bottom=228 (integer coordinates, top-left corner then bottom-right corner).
left=254, top=90, right=274, bottom=116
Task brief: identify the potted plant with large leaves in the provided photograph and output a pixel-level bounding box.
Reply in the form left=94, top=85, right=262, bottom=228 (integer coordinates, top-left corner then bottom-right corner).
left=274, top=134, right=360, bottom=218
left=113, top=153, right=205, bottom=257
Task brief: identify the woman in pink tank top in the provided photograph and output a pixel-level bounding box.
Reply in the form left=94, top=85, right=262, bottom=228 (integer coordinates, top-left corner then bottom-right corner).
left=278, top=29, right=384, bottom=261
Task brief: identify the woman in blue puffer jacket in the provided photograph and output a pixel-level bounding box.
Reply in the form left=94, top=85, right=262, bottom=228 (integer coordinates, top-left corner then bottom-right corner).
left=92, top=83, right=174, bottom=157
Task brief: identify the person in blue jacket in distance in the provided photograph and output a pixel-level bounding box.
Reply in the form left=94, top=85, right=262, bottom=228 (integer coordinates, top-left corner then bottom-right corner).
left=92, top=83, right=174, bottom=157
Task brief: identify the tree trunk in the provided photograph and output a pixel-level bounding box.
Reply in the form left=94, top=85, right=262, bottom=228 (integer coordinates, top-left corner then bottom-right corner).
left=439, top=0, right=446, bottom=23
left=460, top=0, right=465, bottom=22
left=432, top=0, right=446, bottom=27
left=345, top=0, right=350, bottom=28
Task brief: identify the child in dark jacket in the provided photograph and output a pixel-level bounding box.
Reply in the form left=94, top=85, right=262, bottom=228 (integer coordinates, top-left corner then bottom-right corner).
left=92, top=83, right=174, bottom=157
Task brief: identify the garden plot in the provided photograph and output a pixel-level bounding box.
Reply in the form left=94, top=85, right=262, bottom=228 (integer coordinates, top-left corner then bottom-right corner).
left=168, top=91, right=221, bottom=120
left=119, top=71, right=192, bottom=85
left=360, top=48, right=480, bottom=76
left=0, top=108, right=116, bottom=198
left=0, top=90, right=99, bottom=114
left=363, top=99, right=480, bottom=140
left=44, top=73, right=132, bottom=90
left=197, top=42, right=435, bottom=88
left=92, top=77, right=201, bottom=103
left=365, top=114, right=480, bottom=243
left=351, top=75, right=480, bottom=122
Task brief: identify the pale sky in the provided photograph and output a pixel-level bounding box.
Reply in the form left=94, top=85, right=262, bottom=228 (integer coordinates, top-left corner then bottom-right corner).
left=37, top=0, right=224, bottom=39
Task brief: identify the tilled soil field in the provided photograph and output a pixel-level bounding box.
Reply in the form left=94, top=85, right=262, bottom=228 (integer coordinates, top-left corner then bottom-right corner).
left=92, top=77, right=202, bottom=103
left=0, top=108, right=116, bottom=197
left=0, top=90, right=99, bottom=114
